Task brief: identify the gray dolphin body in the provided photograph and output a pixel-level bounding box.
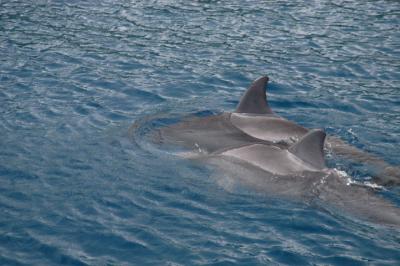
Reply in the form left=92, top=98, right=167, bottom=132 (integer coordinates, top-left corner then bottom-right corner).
left=155, top=76, right=400, bottom=227
left=161, top=76, right=307, bottom=153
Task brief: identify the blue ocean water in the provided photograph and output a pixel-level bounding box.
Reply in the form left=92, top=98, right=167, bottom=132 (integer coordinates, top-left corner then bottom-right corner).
left=1, top=0, right=400, bottom=265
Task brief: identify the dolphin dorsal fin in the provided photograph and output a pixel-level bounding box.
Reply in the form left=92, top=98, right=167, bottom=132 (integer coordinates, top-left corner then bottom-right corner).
left=235, top=76, right=273, bottom=114
left=289, top=129, right=326, bottom=169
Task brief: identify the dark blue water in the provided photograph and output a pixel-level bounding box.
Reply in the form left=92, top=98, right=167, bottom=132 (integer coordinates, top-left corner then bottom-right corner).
left=1, top=0, right=400, bottom=265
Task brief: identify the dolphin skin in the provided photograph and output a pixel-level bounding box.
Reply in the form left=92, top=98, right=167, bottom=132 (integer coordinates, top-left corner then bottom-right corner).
left=155, top=76, right=400, bottom=227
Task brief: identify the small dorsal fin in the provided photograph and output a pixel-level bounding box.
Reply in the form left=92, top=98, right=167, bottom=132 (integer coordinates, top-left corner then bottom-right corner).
left=289, top=129, right=326, bottom=169
left=235, top=76, right=273, bottom=114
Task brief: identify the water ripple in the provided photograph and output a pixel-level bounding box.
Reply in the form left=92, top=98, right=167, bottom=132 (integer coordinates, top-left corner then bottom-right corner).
left=1, top=0, right=400, bottom=265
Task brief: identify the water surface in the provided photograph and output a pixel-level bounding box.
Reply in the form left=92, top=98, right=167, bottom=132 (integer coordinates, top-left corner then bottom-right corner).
left=1, top=0, right=400, bottom=265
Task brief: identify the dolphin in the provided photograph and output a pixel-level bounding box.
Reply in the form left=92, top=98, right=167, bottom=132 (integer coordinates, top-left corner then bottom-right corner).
left=204, top=129, right=400, bottom=227
left=159, top=76, right=308, bottom=153
left=159, top=76, right=400, bottom=186
left=150, top=75, right=400, bottom=226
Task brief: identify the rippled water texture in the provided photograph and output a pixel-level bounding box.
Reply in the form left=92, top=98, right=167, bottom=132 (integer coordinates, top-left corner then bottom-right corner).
left=1, top=0, right=400, bottom=265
